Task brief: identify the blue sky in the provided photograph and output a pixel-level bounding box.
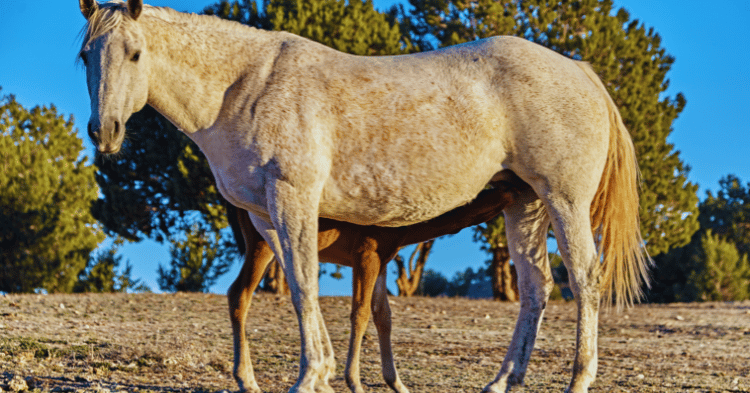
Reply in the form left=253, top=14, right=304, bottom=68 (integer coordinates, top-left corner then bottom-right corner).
left=1, top=0, right=748, bottom=296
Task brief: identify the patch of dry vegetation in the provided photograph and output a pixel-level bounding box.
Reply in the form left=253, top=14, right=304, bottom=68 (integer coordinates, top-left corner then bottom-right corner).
left=0, top=293, right=748, bottom=392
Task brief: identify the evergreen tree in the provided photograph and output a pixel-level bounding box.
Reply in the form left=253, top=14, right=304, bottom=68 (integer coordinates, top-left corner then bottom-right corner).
left=204, top=0, right=411, bottom=55
left=402, top=0, right=698, bottom=264
left=650, top=175, right=750, bottom=302
left=418, top=268, right=449, bottom=296
left=445, top=266, right=488, bottom=297
left=74, top=239, right=150, bottom=293
left=686, top=230, right=750, bottom=301
left=0, top=94, right=104, bottom=293
left=157, top=225, right=233, bottom=292
left=699, top=175, right=750, bottom=257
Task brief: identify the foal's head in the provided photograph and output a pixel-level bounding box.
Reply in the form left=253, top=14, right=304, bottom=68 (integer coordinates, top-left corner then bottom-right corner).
left=78, top=0, right=148, bottom=154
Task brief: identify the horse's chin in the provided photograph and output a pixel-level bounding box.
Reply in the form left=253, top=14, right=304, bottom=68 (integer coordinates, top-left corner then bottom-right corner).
left=97, top=144, right=122, bottom=155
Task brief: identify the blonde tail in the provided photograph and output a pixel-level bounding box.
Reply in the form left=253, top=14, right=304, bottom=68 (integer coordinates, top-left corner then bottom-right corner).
left=578, top=62, right=651, bottom=309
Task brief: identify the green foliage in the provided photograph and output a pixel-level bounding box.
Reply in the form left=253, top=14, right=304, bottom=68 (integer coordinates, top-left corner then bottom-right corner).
left=157, top=225, right=233, bottom=292
left=473, top=213, right=506, bottom=251
left=650, top=176, right=750, bottom=302
left=699, top=175, right=750, bottom=257
left=418, top=268, right=449, bottom=296
left=0, top=94, right=104, bottom=293
left=320, top=263, right=344, bottom=280
left=415, top=267, right=488, bottom=297
left=403, top=0, right=699, bottom=257
left=686, top=230, right=750, bottom=301
left=74, top=239, right=150, bottom=293
left=205, top=0, right=411, bottom=55
left=445, top=266, right=487, bottom=297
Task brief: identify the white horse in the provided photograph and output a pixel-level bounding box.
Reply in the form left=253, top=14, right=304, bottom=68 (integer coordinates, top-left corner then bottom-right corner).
left=77, top=1, right=649, bottom=392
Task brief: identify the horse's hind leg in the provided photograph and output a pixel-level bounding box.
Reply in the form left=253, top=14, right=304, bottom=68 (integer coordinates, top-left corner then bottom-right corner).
left=544, top=194, right=601, bottom=393
left=345, top=239, right=381, bottom=393
left=229, top=211, right=276, bottom=393
left=483, top=188, right=554, bottom=393
left=371, top=268, right=409, bottom=393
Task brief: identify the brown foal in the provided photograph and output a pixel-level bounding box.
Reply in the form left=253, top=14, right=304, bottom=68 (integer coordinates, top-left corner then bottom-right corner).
left=227, top=178, right=525, bottom=393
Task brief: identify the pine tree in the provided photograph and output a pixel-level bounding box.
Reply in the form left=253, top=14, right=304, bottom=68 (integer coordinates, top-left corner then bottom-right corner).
left=687, top=230, right=750, bottom=301
left=157, top=225, right=233, bottom=292
left=402, top=0, right=698, bottom=267
left=650, top=175, right=750, bottom=302
left=0, top=94, right=104, bottom=293
left=204, top=0, right=411, bottom=55
left=418, top=268, right=449, bottom=296
left=699, top=175, right=750, bottom=257
left=74, top=239, right=150, bottom=293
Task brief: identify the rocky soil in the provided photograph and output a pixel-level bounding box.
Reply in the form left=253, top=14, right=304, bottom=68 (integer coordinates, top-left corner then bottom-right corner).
left=1, top=293, right=749, bottom=392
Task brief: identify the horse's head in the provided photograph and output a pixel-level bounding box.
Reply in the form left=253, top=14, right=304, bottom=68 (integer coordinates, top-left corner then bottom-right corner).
left=79, top=0, right=148, bottom=154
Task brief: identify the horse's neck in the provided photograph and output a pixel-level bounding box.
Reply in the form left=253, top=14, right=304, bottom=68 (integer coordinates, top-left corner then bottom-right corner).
left=143, top=14, right=280, bottom=133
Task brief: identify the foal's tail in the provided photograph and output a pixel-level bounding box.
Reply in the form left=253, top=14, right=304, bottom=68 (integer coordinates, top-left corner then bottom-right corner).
left=579, top=62, right=651, bottom=309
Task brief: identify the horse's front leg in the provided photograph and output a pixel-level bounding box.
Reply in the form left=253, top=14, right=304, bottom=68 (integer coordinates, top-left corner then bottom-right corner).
left=251, top=180, right=334, bottom=393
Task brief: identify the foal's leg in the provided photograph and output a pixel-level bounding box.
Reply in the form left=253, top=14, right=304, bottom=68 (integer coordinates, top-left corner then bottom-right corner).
left=252, top=182, right=333, bottom=393
left=345, top=239, right=381, bottom=393
left=371, top=269, right=409, bottom=393
left=483, top=189, right=553, bottom=393
left=228, top=212, right=276, bottom=393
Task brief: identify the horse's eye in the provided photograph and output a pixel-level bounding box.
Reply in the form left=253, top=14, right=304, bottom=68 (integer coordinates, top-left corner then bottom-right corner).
left=131, top=51, right=141, bottom=62
left=80, top=53, right=88, bottom=66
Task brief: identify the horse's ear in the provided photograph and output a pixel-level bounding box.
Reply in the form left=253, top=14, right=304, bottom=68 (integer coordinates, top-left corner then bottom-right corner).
left=127, top=0, right=142, bottom=20
left=79, top=0, right=98, bottom=19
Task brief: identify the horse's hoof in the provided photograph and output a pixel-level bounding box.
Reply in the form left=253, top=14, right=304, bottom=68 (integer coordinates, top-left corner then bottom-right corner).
left=237, top=380, right=262, bottom=393
left=390, top=381, right=410, bottom=393
left=314, top=383, right=335, bottom=393
left=482, top=381, right=509, bottom=393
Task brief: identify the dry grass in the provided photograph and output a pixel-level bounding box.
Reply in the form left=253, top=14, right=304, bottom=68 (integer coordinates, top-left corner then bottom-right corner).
left=0, top=292, right=748, bottom=392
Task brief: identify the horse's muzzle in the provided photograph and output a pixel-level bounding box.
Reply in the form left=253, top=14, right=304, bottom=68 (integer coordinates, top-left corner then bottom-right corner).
left=88, top=118, right=124, bottom=155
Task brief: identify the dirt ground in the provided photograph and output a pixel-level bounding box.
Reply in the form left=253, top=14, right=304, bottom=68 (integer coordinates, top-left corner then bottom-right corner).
left=0, top=292, right=748, bottom=392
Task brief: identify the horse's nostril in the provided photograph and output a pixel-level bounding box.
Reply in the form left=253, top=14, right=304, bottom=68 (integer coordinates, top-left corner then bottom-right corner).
left=87, top=122, right=98, bottom=142
left=114, top=120, right=121, bottom=136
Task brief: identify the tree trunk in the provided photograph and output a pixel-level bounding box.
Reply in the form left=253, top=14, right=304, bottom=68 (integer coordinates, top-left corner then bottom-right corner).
left=261, top=259, right=290, bottom=296
left=490, top=246, right=518, bottom=301
left=395, top=240, right=434, bottom=297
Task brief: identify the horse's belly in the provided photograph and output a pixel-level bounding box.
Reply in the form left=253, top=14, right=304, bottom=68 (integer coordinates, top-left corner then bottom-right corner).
left=319, top=160, right=498, bottom=227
